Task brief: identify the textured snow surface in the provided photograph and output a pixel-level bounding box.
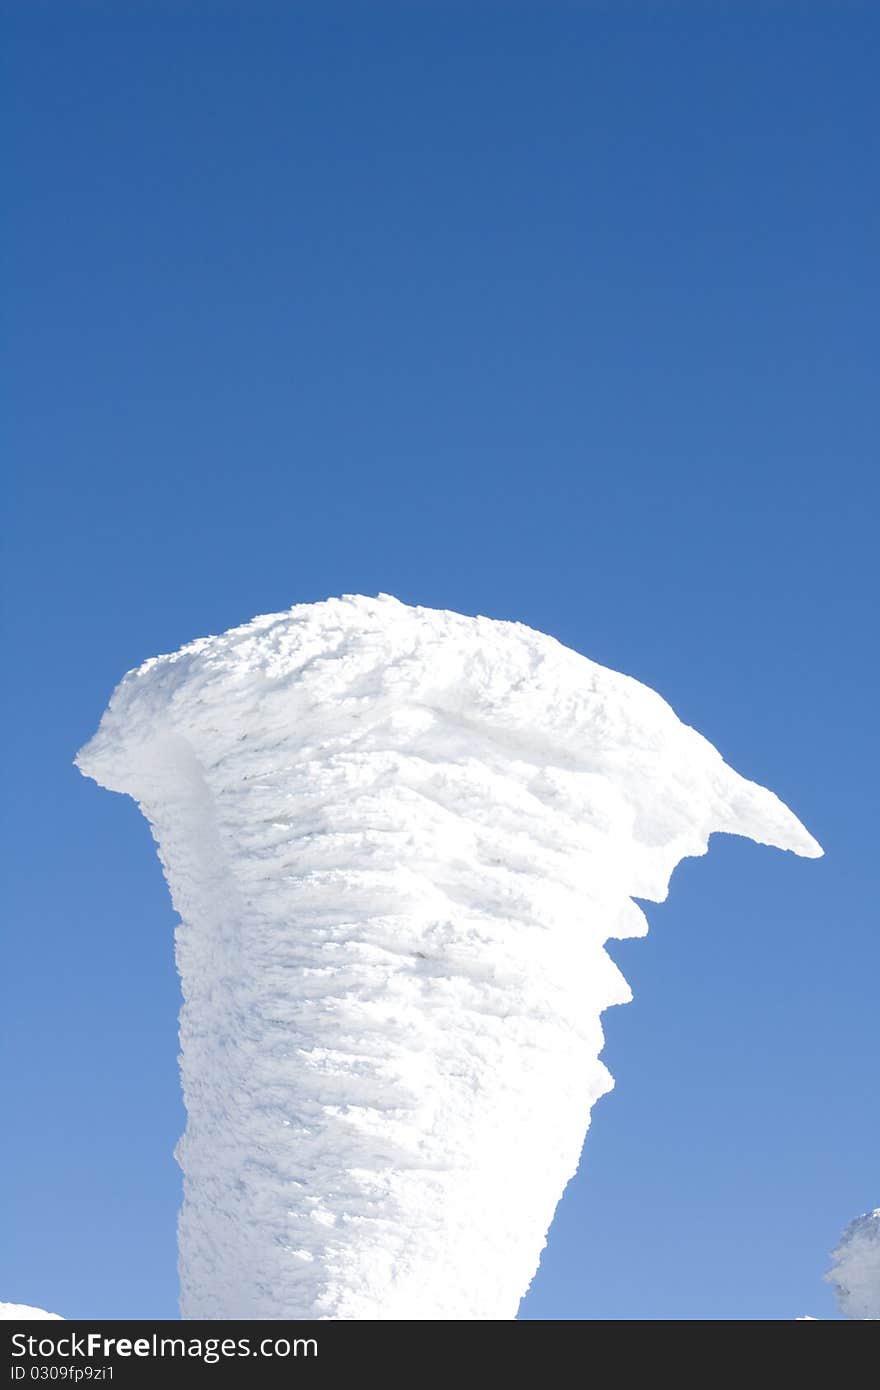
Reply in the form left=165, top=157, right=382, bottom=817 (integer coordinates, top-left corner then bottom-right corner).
left=827, top=1210, right=880, bottom=1319
left=0, top=1304, right=63, bottom=1320
left=76, top=595, right=821, bottom=1320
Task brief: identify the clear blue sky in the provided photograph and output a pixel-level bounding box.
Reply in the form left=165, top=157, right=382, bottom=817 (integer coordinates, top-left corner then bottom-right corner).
left=3, top=2, right=877, bottom=1321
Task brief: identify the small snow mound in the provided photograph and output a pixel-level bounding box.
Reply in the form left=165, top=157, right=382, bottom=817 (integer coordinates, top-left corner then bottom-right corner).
left=826, top=1209, right=880, bottom=1319
left=1, top=1302, right=63, bottom=1320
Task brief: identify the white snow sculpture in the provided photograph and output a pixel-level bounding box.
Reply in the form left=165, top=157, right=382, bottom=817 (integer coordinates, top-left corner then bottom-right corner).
left=76, top=595, right=821, bottom=1319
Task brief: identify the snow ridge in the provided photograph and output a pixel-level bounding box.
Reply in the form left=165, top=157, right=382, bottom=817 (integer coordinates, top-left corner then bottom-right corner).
left=76, top=595, right=821, bottom=1319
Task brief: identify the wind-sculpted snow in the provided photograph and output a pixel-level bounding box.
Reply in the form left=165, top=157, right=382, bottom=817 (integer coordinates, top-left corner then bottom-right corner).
left=826, top=1210, right=880, bottom=1319
left=76, top=595, right=821, bottom=1319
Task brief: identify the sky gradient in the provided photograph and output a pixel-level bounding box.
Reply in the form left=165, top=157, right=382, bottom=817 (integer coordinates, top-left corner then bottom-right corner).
left=4, top=2, right=878, bottom=1320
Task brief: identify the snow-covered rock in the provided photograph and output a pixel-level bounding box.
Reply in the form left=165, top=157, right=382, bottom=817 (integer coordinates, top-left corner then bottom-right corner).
left=76, top=594, right=821, bottom=1319
left=0, top=1303, right=63, bottom=1320
left=827, top=1209, right=880, bottom=1319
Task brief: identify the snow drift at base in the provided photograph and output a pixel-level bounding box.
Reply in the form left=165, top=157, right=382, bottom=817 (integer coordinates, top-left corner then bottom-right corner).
left=76, top=595, right=821, bottom=1319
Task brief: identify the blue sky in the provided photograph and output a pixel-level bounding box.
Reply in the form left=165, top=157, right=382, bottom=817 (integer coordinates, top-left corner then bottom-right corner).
left=3, top=3, right=877, bottom=1320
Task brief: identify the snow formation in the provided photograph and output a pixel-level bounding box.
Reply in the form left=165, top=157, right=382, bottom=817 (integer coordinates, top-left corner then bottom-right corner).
left=76, top=594, right=821, bottom=1319
left=0, top=1303, right=62, bottom=1320
left=826, top=1210, right=880, bottom=1319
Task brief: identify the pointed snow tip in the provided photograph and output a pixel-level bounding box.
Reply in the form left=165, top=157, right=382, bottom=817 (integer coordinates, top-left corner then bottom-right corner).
left=790, top=831, right=824, bottom=860
left=763, top=796, right=824, bottom=860
left=719, top=771, right=823, bottom=860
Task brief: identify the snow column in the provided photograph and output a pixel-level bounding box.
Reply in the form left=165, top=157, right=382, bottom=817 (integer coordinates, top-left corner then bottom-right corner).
left=75, top=595, right=822, bottom=1319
